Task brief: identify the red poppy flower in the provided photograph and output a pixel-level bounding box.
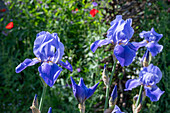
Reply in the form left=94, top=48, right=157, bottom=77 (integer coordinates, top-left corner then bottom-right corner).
left=5, top=22, right=14, bottom=29
left=0, top=8, right=6, bottom=12
left=90, top=9, right=99, bottom=17
left=75, top=8, right=78, bottom=11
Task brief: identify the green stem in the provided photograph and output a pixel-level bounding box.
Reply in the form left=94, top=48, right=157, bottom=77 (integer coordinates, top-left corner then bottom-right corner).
left=134, top=85, right=143, bottom=113
left=39, top=84, right=47, bottom=112
left=104, top=61, right=117, bottom=111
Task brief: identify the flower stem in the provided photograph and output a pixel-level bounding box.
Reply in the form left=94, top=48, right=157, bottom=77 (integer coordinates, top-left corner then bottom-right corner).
left=39, top=84, right=47, bottom=112
left=78, top=102, right=85, bottom=113
left=104, top=61, right=117, bottom=111
left=134, top=85, right=143, bottom=113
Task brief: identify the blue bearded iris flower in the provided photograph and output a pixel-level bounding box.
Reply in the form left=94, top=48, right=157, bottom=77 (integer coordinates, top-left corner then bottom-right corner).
left=125, top=64, right=164, bottom=102
left=133, top=28, right=163, bottom=57
left=70, top=76, right=99, bottom=104
left=112, top=105, right=124, bottom=113
left=90, top=15, right=138, bottom=67
left=15, top=31, right=73, bottom=87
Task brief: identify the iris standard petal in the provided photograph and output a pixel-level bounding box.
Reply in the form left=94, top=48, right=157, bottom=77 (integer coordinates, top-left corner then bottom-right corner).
left=15, top=58, right=39, bottom=73
left=145, top=85, right=165, bottom=102
left=112, top=105, right=124, bottom=113
left=58, top=60, right=73, bottom=72
left=124, top=79, right=141, bottom=91
left=146, top=42, right=163, bottom=57
left=90, top=39, right=112, bottom=53
left=86, top=82, right=99, bottom=99
left=114, top=43, right=137, bottom=67
left=38, top=62, right=63, bottom=87
left=47, top=107, right=52, bottom=113
left=151, top=28, right=163, bottom=42
left=111, top=85, right=117, bottom=102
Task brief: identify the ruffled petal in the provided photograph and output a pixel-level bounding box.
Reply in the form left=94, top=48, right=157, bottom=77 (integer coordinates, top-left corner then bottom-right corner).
left=90, top=39, right=111, bottom=53
left=146, top=42, right=163, bottom=57
left=151, top=28, right=163, bottom=42
left=58, top=60, right=73, bottom=72
left=114, top=42, right=137, bottom=67
left=124, top=79, right=141, bottom=91
left=112, top=105, right=124, bottom=113
left=15, top=58, right=39, bottom=73
left=145, top=85, right=164, bottom=102
left=38, top=62, right=62, bottom=87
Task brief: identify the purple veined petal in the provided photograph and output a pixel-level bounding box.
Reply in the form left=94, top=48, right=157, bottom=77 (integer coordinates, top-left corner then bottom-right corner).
left=15, top=58, right=40, bottom=73
left=112, top=105, right=124, bottom=113
left=121, top=18, right=134, bottom=41
left=86, top=82, right=99, bottom=99
left=52, top=42, right=65, bottom=63
left=57, top=60, right=73, bottom=72
left=124, top=79, right=141, bottom=91
left=36, top=31, right=47, bottom=37
left=107, top=24, right=119, bottom=44
left=146, top=42, right=163, bottom=57
left=47, top=107, right=52, bottom=113
left=145, top=85, right=164, bottom=102
left=146, top=64, right=162, bottom=84
left=38, top=62, right=63, bottom=87
left=110, top=15, right=123, bottom=26
left=111, top=85, right=117, bottom=102
left=151, top=28, right=163, bottom=42
left=90, top=39, right=112, bottom=53
left=132, top=40, right=147, bottom=50
left=114, top=42, right=137, bottom=67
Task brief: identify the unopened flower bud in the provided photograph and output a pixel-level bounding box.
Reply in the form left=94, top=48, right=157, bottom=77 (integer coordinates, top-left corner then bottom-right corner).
left=109, top=85, right=117, bottom=109
left=30, top=94, right=40, bottom=113
left=102, top=64, right=109, bottom=86
left=142, top=50, right=151, bottom=67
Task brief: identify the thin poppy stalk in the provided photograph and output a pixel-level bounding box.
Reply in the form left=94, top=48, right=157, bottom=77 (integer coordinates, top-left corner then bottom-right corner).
left=104, top=60, right=117, bottom=111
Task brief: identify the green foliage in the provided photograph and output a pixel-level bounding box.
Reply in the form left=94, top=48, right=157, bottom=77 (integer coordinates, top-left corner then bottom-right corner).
left=0, top=0, right=169, bottom=113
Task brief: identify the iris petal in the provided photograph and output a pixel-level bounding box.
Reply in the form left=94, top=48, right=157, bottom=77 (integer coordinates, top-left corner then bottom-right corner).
left=86, top=82, right=99, bottom=99
left=132, top=40, right=147, bottom=50
left=111, top=85, right=117, bottom=102
left=145, top=85, right=164, bottom=102
left=114, top=42, right=137, bottom=67
left=58, top=60, right=73, bottom=72
left=38, top=62, right=62, bottom=87
left=124, top=79, right=141, bottom=91
left=90, top=39, right=111, bottom=53
left=112, top=105, right=124, bottom=113
left=151, top=28, right=163, bottom=42
left=146, top=42, right=163, bottom=57
left=48, top=107, right=52, bottom=113
left=15, top=58, right=39, bottom=73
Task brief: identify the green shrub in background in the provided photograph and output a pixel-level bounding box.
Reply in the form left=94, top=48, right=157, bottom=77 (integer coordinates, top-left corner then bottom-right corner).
left=0, top=0, right=169, bottom=113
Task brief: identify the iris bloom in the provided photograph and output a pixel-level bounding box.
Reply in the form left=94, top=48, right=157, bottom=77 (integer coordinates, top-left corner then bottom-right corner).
left=16, top=31, right=73, bottom=87
left=112, top=105, right=124, bottom=113
left=91, top=15, right=138, bottom=66
left=133, top=28, right=163, bottom=57
left=125, top=64, right=164, bottom=102
left=70, top=76, right=99, bottom=104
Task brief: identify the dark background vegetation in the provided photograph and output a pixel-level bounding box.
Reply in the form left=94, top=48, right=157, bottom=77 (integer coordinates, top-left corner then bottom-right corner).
left=0, top=0, right=169, bottom=113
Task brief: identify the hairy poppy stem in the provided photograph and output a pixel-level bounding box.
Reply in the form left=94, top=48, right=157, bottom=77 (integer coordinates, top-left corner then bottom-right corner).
left=104, top=61, right=117, bottom=112
left=39, top=83, right=47, bottom=112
